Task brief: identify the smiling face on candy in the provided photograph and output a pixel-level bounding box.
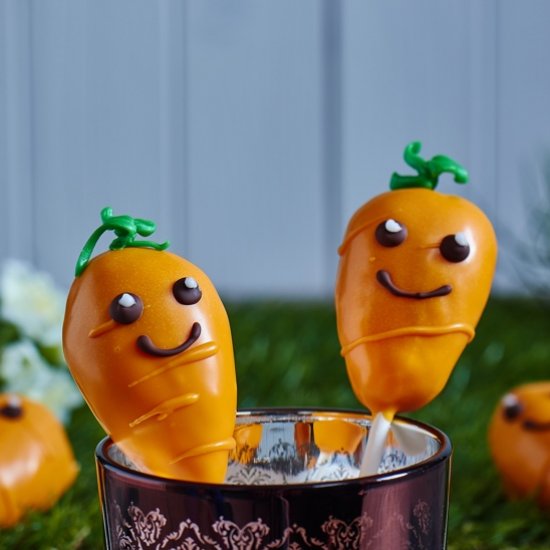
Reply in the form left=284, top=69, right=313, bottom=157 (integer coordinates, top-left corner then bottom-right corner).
left=0, top=394, right=78, bottom=527
left=336, top=143, right=497, bottom=417
left=63, top=209, right=236, bottom=482
left=489, top=382, right=550, bottom=506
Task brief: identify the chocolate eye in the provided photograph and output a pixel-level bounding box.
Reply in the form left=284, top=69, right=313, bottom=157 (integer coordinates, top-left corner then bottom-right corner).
left=440, top=232, right=470, bottom=263
left=502, top=394, right=523, bottom=421
left=173, top=277, right=202, bottom=305
left=109, top=293, right=143, bottom=324
left=375, top=219, right=407, bottom=247
left=0, top=396, right=23, bottom=419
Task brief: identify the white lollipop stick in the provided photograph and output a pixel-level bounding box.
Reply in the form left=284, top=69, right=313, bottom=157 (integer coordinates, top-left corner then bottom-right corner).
left=360, top=412, right=393, bottom=476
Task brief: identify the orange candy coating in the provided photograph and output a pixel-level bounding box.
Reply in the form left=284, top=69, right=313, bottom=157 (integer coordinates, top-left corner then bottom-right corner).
left=232, top=423, right=263, bottom=465
left=0, top=394, right=78, bottom=527
left=63, top=248, right=237, bottom=482
left=336, top=188, right=497, bottom=417
left=489, top=382, right=550, bottom=506
left=312, top=412, right=366, bottom=455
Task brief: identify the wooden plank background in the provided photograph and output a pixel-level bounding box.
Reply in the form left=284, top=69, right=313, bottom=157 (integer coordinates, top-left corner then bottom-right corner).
left=2, top=0, right=550, bottom=297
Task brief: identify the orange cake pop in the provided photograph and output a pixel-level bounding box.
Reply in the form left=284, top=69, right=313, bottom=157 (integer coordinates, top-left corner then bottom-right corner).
left=336, top=142, right=497, bottom=473
left=489, top=382, right=550, bottom=506
left=0, top=394, right=78, bottom=527
left=63, top=208, right=237, bottom=482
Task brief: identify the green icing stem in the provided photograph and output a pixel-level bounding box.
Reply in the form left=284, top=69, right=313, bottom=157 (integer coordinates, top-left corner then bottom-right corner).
left=75, top=207, right=169, bottom=276
left=390, top=141, right=469, bottom=191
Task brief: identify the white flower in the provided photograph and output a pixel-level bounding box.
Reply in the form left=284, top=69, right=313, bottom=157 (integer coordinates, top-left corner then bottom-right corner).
left=1, top=340, right=82, bottom=424
left=1, top=259, right=65, bottom=347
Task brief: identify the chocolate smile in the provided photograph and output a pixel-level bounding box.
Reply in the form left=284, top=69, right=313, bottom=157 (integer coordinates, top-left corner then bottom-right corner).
left=376, top=270, right=452, bottom=299
left=523, top=419, right=550, bottom=432
left=137, top=322, right=201, bottom=357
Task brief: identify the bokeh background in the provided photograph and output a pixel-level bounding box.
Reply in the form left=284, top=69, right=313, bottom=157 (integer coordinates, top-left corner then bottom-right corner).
left=2, top=1, right=550, bottom=297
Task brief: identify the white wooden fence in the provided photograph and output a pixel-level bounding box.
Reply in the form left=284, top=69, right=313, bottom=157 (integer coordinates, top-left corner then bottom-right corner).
left=2, top=0, right=550, bottom=297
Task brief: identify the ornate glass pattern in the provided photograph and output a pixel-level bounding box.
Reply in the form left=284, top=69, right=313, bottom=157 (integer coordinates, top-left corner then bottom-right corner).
left=97, top=410, right=451, bottom=550
left=113, top=500, right=433, bottom=549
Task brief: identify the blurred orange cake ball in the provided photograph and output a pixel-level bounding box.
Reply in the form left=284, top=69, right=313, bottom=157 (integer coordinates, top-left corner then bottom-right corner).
left=489, top=382, right=550, bottom=507
left=0, top=394, right=78, bottom=527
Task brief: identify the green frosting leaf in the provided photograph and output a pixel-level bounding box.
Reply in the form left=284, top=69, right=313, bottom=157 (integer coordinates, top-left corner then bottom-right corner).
left=390, top=141, right=469, bottom=191
left=75, top=207, right=169, bottom=276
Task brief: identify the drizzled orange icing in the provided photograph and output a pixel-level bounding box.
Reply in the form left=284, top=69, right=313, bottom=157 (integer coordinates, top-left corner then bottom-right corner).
left=336, top=187, right=497, bottom=417
left=340, top=323, right=475, bottom=356
left=63, top=247, right=236, bottom=483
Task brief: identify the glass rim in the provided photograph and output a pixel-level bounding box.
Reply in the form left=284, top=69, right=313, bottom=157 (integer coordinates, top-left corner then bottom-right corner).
left=95, top=407, right=452, bottom=491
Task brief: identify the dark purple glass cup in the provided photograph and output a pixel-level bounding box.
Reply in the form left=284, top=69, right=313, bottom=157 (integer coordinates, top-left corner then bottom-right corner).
left=96, top=409, right=451, bottom=549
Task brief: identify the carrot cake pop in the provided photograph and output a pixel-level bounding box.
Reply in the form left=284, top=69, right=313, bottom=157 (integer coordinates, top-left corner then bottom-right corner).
left=63, top=208, right=237, bottom=482
left=489, top=382, right=550, bottom=506
left=0, top=394, right=78, bottom=527
left=335, top=142, right=497, bottom=474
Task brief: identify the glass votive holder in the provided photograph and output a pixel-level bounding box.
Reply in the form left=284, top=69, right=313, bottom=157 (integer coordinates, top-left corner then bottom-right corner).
left=96, top=408, right=451, bottom=549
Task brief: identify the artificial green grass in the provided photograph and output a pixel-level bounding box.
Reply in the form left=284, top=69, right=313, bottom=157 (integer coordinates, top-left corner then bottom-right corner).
left=3, top=297, right=550, bottom=549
